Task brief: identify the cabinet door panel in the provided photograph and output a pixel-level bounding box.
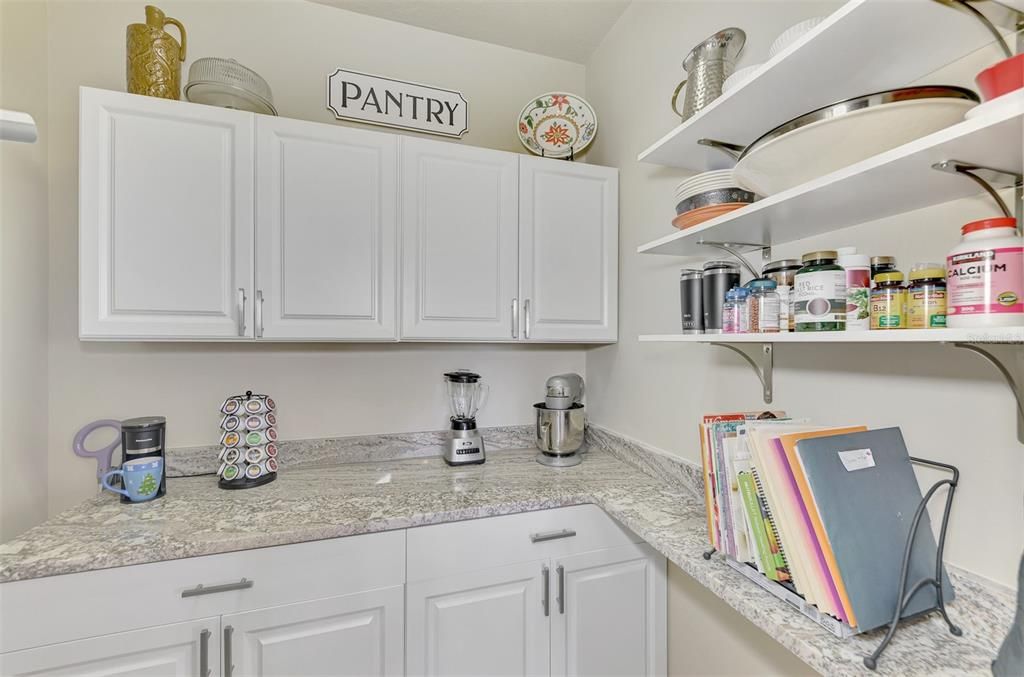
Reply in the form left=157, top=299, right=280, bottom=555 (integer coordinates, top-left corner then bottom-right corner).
left=224, top=586, right=403, bottom=677
left=401, top=138, right=518, bottom=340
left=519, top=158, right=617, bottom=342
left=552, top=543, right=666, bottom=677
left=79, top=87, right=253, bottom=339
left=256, top=117, right=398, bottom=339
left=406, top=560, right=549, bottom=676
left=0, top=617, right=220, bottom=677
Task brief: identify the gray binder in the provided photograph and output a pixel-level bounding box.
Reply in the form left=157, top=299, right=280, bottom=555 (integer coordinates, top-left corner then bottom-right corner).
left=795, top=427, right=954, bottom=632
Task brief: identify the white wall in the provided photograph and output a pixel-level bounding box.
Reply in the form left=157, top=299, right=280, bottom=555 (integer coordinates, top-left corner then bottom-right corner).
left=42, top=0, right=588, bottom=517
left=584, top=0, right=1023, bottom=591
left=0, top=0, right=50, bottom=541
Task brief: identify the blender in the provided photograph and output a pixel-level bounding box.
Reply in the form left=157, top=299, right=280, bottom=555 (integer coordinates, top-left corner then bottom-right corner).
left=443, top=370, right=488, bottom=466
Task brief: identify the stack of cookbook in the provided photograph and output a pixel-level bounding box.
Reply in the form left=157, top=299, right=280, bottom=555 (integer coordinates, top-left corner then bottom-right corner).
left=698, top=412, right=954, bottom=638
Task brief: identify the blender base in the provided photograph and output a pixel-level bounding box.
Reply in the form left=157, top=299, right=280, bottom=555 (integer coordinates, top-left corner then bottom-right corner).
left=535, top=451, right=582, bottom=468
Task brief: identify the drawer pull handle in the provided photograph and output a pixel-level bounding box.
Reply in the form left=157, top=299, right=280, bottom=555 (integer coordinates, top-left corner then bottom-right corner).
left=530, top=529, right=577, bottom=543
left=181, top=578, right=254, bottom=598
left=541, top=565, right=550, bottom=617
left=224, top=625, right=234, bottom=677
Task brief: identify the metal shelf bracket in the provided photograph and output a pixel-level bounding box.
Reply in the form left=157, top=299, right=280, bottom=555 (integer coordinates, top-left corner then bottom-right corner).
left=711, top=342, right=774, bottom=403
left=952, top=342, right=1024, bottom=443
left=931, top=160, right=1023, bottom=228
left=697, top=138, right=745, bottom=161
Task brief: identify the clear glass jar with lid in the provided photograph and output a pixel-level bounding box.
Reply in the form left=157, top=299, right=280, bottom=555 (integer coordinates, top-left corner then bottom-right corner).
left=794, top=251, right=846, bottom=331
left=746, top=278, right=781, bottom=333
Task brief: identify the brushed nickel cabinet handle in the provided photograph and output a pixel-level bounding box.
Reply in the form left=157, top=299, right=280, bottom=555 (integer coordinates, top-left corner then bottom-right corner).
left=557, top=564, right=565, bottom=615
left=199, top=628, right=211, bottom=677
left=541, top=565, right=550, bottom=617
left=529, top=529, right=576, bottom=543
left=181, top=578, right=254, bottom=598
left=524, top=298, right=532, bottom=339
left=224, top=625, right=234, bottom=677
left=512, top=297, right=519, bottom=339
left=237, top=288, right=247, bottom=336
left=255, top=289, right=265, bottom=338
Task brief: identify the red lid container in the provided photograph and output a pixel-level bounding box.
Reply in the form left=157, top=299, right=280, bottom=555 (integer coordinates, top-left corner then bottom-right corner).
left=975, top=53, right=1024, bottom=102
left=962, top=217, right=1017, bottom=235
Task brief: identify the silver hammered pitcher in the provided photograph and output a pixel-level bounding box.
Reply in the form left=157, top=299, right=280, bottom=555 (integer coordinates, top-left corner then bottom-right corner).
left=671, top=28, right=746, bottom=121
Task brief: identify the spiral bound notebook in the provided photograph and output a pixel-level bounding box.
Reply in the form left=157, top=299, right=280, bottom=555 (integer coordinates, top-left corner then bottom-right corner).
left=795, top=427, right=954, bottom=632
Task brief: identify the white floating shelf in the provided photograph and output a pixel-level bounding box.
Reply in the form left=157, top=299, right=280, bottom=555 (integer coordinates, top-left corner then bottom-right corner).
left=639, top=328, right=1024, bottom=344
left=638, top=0, right=1003, bottom=170
left=637, top=97, right=1024, bottom=257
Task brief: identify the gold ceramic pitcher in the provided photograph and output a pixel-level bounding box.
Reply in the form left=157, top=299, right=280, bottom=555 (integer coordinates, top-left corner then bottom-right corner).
left=126, top=5, right=187, bottom=100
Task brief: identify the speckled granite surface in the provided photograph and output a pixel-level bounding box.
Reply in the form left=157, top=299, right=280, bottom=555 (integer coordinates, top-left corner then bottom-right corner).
left=0, top=441, right=1014, bottom=675
left=166, top=425, right=535, bottom=477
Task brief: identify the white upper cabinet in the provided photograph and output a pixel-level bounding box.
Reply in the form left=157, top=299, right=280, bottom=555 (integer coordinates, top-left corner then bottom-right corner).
left=519, top=158, right=618, bottom=342
left=401, top=137, right=519, bottom=341
left=256, top=117, right=398, bottom=340
left=79, top=87, right=254, bottom=339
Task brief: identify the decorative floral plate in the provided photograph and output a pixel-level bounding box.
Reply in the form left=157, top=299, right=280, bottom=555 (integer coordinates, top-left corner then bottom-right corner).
left=517, top=92, right=597, bottom=158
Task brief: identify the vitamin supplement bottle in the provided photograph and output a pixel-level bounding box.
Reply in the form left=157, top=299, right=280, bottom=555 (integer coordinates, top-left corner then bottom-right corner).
left=722, top=286, right=750, bottom=334
left=747, top=278, right=781, bottom=333
left=794, top=251, right=846, bottom=331
left=761, top=259, right=801, bottom=332
left=947, top=217, right=1024, bottom=328
left=870, top=256, right=897, bottom=286
left=870, top=272, right=907, bottom=329
left=838, top=249, right=871, bottom=331
left=907, top=264, right=947, bottom=329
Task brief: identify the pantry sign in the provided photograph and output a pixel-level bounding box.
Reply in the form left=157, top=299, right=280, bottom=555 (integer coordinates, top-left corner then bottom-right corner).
left=327, top=69, right=469, bottom=138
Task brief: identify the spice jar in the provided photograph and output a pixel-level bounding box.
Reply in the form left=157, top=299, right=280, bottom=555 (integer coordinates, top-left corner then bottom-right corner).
left=746, top=278, right=781, bottom=333
left=722, top=286, right=750, bottom=334
left=947, top=217, right=1024, bottom=328
left=762, top=259, right=801, bottom=332
left=794, top=251, right=846, bottom=332
left=870, top=256, right=897, bottom=285
left=907, top=264, right=947, bottom=330
left=870, top=272, right=907, bottom=329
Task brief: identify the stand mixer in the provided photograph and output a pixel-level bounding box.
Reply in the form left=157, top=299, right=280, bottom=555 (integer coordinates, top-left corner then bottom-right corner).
left=443, top=370, right=488, bottom=466
left=534, top=373, right=586, bottom=467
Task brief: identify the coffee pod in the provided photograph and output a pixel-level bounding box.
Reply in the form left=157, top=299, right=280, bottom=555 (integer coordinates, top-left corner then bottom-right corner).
left=245, top=463, right=263, bottom=479
left=223, top=447, right=241, bottom=464
left=221, top=415, right=241, bottom=432
left=263, top=457, right=279, bottom=474
left=245, top=446, right=266, bottom=464
left=265, top=442, right=279, bottom=458
left=221, top=397, right=242, bottom=416
left=266, top=426, right=278, bottom=442
left=244, top=413, right=275, bottom=431
left=220, top=430, right=242, bottom=448
left=244, top=429, right=266, bottom=446
left=221, top=464, right=241, bottom=481
left=244, top=397, right=269, bottom=415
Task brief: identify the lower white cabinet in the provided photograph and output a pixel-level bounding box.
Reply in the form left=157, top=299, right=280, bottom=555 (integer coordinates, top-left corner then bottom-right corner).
left=406, top=560, right=550, bottom=676
left=0, top=617, right=220, bottom=677
left=223, top=586, right=404, bottom=677
left=551, top=543, right=667, bottom=677
left=406, top=506, right=667, bottom=677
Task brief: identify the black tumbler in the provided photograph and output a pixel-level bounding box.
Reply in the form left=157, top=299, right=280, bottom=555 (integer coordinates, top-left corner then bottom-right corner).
left=702, top=261, right=740, bottom=333
left=679, top=269, right=704, bottom=334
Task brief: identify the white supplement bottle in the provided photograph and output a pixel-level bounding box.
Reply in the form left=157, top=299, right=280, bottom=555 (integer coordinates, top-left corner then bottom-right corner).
left=838, top=248, right=871, bottom=331
left=947, top=217, right=1024, bottom=328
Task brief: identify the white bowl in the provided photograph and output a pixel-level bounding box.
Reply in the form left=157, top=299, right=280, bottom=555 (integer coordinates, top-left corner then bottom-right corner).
left=723, top=64, right=763, bottom=94
left=733, top=97, right=976, bottom=196
left=768, top=17, right=826, bottom=59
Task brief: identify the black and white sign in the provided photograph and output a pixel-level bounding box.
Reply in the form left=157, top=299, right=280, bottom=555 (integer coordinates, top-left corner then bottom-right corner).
left=327, top=69, right=469, bottom=138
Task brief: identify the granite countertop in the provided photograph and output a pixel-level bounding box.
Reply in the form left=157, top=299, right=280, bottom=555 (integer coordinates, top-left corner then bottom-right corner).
left=0, top=447, right=1014, bottom=676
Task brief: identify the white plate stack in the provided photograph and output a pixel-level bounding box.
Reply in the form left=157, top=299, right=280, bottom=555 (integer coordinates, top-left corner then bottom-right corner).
left=673, top=169, right=737, bottom=205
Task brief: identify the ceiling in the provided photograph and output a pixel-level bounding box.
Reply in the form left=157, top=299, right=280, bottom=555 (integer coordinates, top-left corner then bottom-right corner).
left=311, top=0, right=632, bottom=63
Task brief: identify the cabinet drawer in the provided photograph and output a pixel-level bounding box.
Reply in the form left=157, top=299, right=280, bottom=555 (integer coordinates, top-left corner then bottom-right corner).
left=406, top=505, right=640, bottom=582
left=0, top=530, right=404, bottom=653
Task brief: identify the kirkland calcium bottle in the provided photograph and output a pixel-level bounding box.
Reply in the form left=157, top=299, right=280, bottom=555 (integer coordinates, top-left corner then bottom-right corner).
left=947, top=217, right=1024, bottom=328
